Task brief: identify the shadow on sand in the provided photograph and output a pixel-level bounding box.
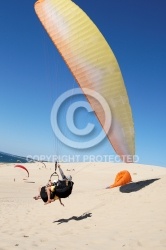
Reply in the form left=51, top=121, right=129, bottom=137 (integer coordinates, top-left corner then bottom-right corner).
left=119, top=178, right=160, bottom=193
left=53, top=212, right=92, bottom=224
left=24, top=181, right=35, bottom=183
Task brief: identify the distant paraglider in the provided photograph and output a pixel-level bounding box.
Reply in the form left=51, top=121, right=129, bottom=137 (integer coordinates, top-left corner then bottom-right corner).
left=14, top=165, right=29, bottom=178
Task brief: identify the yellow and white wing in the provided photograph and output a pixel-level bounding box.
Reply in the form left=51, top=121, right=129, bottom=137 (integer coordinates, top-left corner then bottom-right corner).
left=34, top=0, right=135, bottom=162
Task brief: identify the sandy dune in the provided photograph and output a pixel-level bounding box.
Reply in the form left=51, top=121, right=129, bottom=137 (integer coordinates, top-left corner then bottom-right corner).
left=0, top=162, right=166, bottom=250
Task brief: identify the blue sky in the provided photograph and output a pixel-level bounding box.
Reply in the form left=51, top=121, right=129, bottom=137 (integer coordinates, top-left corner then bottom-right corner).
left=0, top=0, right=166, bottom=166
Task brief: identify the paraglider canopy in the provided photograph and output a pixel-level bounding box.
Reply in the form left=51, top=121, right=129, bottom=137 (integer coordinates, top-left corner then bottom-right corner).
left=14, top=165, right=29, bottom=178
left=108, top=170, right=132, bottom=188
left=34, top=0, right=135, bottom=162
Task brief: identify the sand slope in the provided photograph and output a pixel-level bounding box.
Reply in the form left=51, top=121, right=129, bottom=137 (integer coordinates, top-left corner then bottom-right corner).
left=0, top=162, right=166, bottom=250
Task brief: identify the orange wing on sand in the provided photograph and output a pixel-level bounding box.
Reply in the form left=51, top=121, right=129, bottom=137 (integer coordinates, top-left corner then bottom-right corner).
left=110, top=170, right=132, bottom=188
